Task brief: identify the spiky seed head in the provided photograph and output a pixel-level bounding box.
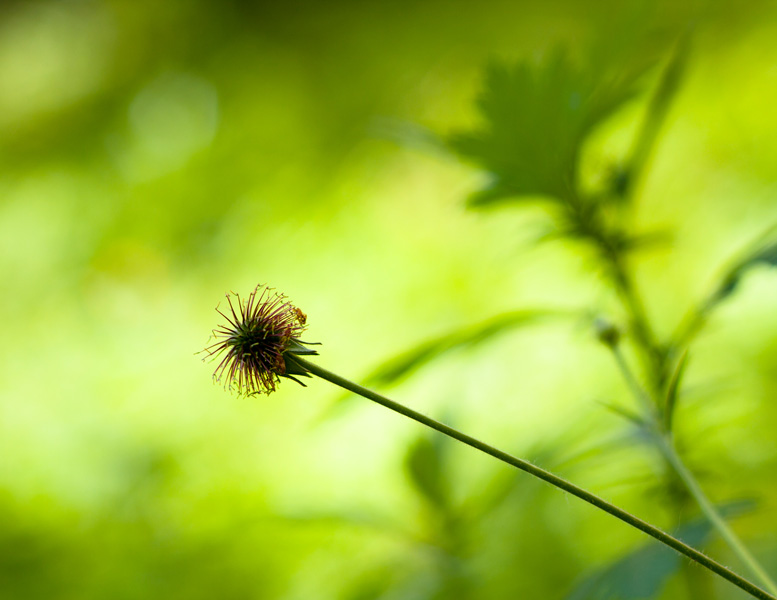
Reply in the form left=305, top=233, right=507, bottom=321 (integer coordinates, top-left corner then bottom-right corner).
left=204, top=285, right=318, bottom=395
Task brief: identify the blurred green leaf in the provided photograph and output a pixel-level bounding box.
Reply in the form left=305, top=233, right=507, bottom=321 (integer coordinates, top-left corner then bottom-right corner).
left=449, top=48, right=648, bottom=206
left=315, top=309, right=558, bottom=425
left=405, top=436, right=449, bottom=509
left=616, top=33, right=690, bottom=199
left=674, top=226, right=777, bottom=344
left=566, top=524, right=704, bottom=600
left=713, top=239, right=777, bottom=303
left=597, top=400, right=646, bottom=428
left=363, top=309, right=563, bottom=388
left=370, top=117, right=451, bottom=156
left=565, top=500, right=755, bottom=600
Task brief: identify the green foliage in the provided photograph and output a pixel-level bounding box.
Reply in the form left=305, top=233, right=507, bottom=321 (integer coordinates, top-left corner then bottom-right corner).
left=405, top=435, right=449, bottom=509
left=566, top=521, right=709, bottom=600
left=704, top=237, right=777, bottom=315
left=673, top=228, right=777, bottom=346
left=616, top=33, right=689, bottom=199
left=361, top=309, right=557, bottom=387
left=359, top=13, right=777, bottom=600
left=565, top=501, right=756, bottom=600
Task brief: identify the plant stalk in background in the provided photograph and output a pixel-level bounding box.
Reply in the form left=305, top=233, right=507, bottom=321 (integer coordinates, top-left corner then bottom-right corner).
left=590, top=42, right=777, bottom=596
left=444, top=36, right=777, bottom=597
left=608, top=342, right=777, bottom=597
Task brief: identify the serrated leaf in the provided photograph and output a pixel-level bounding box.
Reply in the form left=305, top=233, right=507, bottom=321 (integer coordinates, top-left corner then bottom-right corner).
left=449, top=48, right=648, bottom=206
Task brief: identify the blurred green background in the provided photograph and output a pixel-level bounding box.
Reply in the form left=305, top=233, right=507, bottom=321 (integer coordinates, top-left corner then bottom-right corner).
left=2, top=1, right=777, bottom=598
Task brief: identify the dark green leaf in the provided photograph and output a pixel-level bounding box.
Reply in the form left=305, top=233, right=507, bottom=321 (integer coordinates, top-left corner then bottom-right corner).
left=566, top=526, right=701, bottom=600
left=565, top=501, right=755, bottom=600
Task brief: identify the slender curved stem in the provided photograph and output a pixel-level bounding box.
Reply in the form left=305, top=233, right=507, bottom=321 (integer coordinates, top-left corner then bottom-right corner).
left=611, top=348, right=777, bottom=596
left=287, top=354, right=776, bottom=600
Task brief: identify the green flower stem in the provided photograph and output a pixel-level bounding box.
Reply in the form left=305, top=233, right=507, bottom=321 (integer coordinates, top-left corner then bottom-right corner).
left=611, top=347, right=777, bottom=596
left=287, top=354, right=776, bottom=600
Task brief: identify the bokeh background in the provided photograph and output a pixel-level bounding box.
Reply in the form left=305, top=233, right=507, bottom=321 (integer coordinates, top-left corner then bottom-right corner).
left=2, top=0, right=777, bottom=598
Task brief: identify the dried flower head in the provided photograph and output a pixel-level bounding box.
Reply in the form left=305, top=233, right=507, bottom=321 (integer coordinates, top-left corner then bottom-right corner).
left=204, top=285, right=318, bottom=395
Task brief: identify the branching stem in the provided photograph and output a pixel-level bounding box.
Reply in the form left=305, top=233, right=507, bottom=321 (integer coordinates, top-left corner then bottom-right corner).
left=596, top=172, right=777, bottom=593
left=610, top=347, right=777, bottom=596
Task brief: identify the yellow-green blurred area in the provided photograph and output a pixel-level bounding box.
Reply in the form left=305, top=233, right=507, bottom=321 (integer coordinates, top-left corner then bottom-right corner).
left=2, top=0, right=777, bottom=598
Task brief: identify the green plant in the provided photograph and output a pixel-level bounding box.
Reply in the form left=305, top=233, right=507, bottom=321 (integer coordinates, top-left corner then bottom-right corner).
left=203, top=34, right=777, bottom=600
left=355, top=36, right=777, bottom=599
left=203, top=283, right=775, bottom=600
